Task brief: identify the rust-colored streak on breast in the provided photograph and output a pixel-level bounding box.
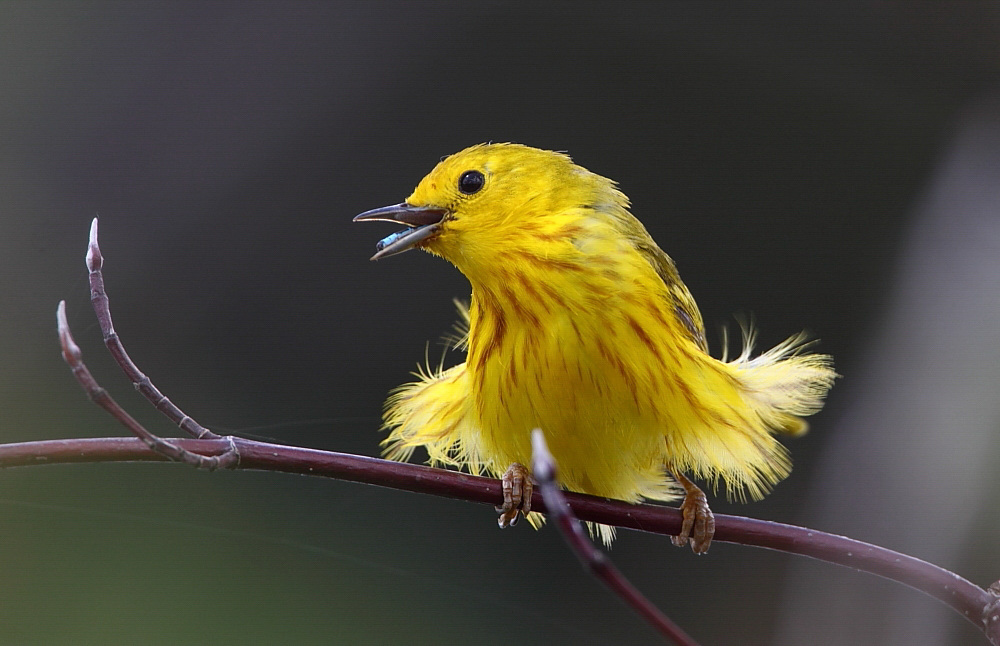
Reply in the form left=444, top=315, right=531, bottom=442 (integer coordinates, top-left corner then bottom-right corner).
left=485, top=308, right=507, bottom=367
left=507, top=359, right=519, bottom=390
left=540, top=282, right=570, bottom=311
left=471, top=294, right=508, bottom=379
left=595, top=336, right=612, bottom=363
left=569, top=318, right=582, bottom=343
left=514, top=272, right=551, bottom=316
left=501, top=284, right=541, bottom=331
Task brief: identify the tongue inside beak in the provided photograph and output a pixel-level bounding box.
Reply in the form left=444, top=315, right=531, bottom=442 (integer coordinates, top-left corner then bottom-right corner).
left=373, top=224, right=439, bottom=260
left=353, top=203, right=448, bottom=260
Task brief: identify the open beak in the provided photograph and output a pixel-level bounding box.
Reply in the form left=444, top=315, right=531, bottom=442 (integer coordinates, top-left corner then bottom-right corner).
left=353, top=203, right=448, bottom=260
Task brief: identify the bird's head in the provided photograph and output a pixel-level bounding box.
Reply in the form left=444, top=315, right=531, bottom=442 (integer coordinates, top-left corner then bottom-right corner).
left=354, top=143, right=625, bottom=281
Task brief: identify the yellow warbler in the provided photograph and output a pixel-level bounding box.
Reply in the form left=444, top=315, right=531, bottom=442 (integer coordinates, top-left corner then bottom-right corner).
left=355, top=143, right=835, bottom=551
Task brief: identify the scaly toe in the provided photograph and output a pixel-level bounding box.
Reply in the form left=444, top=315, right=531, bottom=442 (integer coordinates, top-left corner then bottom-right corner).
left=672, top=471, right=715, bottom=554
left=496, top=462, right=532, bottom=529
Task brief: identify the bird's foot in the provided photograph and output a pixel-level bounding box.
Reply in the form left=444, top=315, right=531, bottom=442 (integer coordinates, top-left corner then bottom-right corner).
left=670, top=471, right=715, bottom=554
left=496, top=462, right=532, bottom=528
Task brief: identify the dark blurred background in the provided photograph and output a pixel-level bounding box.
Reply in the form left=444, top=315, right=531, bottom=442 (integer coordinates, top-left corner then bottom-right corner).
left=2, top=1, right=999, bottom=644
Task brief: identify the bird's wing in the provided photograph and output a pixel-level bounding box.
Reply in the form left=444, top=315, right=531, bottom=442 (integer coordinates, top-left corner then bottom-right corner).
left=633, top=238, right=709, bottom=353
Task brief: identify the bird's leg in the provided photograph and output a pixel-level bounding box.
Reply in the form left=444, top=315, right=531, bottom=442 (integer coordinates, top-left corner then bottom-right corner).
left=670, top=470, right=715, bottom=554
left=496, top=462, right=532, bottom=528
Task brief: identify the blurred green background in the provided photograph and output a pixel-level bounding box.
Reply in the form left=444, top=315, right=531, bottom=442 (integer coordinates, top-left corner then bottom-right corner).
left=1, top=2, right=998, bottom=644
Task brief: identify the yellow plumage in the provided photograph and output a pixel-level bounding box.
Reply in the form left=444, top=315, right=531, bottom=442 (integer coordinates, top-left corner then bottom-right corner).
left=361, top=143, right=835, bottom=546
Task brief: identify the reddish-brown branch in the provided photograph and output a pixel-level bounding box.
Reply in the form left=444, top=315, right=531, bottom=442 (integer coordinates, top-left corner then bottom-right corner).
left=1, top=435, right=997, bottom=644
left=530, top=429, right=700, bottom=646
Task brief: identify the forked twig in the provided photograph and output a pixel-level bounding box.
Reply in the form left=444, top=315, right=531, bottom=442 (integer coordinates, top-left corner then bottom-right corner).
left=87, top=217, right=219, bottom=440
left=57, top=301, right=237, bottom=469
left=530, top=429, right=700, bottom=646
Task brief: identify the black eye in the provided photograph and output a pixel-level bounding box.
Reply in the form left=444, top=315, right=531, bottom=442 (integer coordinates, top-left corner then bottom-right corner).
left=458, top=170, right=485, bottom=195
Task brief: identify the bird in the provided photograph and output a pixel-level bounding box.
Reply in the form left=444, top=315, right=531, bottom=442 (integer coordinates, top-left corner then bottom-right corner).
left=354, top=143, right=835, bottom=552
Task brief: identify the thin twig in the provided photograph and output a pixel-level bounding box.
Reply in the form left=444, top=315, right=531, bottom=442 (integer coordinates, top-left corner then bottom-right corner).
left=57, top=301, right=238, bottom=469
left=530, top=429, right=700, bottom=646
left=86, top=217, right=219, bottom=440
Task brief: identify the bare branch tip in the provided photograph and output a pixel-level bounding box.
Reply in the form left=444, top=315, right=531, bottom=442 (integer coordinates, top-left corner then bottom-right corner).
left=56, top=301, right=81, bottom=364
left=86, top=217, right=102, bottom=271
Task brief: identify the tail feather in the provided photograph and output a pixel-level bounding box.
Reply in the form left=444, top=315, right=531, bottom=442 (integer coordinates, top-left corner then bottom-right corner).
left=708, top=329, right=835, bottom=498
left=674, top=327, right=836, bottom=502
left=729, top=330, right=837, bottom=437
